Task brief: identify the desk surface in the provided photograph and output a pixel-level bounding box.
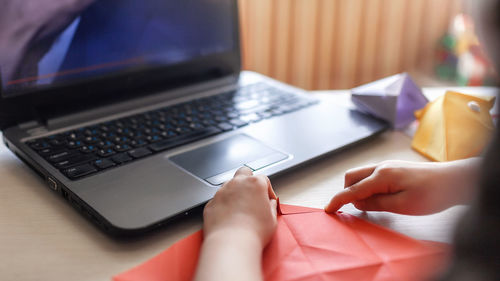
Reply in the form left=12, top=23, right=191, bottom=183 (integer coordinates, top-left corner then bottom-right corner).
left=2, top=88, right=495, bottom=281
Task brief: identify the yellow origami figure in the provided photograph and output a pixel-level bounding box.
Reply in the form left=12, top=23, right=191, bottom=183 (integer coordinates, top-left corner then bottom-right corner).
left=412, top=91, right=495, bottom=162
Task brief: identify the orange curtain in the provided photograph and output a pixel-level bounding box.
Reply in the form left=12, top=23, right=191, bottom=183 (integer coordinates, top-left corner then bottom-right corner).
left=239, top=0, right=462, bottom=90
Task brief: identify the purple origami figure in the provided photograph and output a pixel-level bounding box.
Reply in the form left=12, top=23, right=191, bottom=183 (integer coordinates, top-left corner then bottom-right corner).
left=351, top=73, right=429, bottom=129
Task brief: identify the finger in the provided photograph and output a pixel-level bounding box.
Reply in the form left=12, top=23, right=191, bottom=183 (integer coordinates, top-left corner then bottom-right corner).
left=344, top=165, right=377, bottom=188
left=234, top=166, right=253, bottom=177
left=205, top=199, right=213, bottom=207
left=260, top=175, right=277, bottom=200
left=353, top=193, right=405, bottom=213
left=203, top=199, right=214, bottom=217
left=269, top=199, right=278, bottom=218
left=325, top=175, right=383, bottom=213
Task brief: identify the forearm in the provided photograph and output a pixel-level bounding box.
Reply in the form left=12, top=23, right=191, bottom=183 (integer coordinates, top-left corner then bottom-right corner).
left=194, top=229, right=264, bottom=281
left=434, top=157, right=482, bottom=206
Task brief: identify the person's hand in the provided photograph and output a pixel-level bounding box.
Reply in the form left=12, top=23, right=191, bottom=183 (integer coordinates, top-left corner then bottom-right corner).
left=203, top=166, right=278, bottom=249
left=195, top=167, right=277, bottom=281
left=325, top=159, right=480, bottom=215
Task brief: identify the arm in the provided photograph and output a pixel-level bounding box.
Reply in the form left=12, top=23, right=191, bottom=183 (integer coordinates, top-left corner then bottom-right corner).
left=194, top=167, right=278, bottom=281
left=325, top=158, right=481, bottom=215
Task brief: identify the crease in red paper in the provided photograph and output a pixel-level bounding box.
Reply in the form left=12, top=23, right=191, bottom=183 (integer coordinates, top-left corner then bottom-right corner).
left=113, top=204, right=450, bottom=281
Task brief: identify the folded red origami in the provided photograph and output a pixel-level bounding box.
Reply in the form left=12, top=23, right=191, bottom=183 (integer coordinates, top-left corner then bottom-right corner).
left=114, top=204, right=449, bottom=281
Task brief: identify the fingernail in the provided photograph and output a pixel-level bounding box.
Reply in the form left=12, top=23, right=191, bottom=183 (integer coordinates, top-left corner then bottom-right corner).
left=324, top=204, right=337, bottom=213
left=272, top=190, right=277, bottom=200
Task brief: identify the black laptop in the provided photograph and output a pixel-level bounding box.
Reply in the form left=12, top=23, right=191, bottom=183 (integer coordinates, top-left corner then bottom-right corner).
left=0, top=0, right=387, bottom=236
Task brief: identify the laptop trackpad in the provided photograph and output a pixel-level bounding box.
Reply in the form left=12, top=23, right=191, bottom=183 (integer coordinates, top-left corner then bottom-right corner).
left=169, top=134, right=289, bottom=185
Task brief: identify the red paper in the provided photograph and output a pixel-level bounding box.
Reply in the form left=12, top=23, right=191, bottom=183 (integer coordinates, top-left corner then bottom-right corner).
left=114, top=204, right=449, bottom=281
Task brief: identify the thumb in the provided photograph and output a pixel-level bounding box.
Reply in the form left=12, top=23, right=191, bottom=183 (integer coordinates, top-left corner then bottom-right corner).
left=265, top=176, right=277, bottom=200
left=234, top=166, right=253, bottom=177
left=269, top=199, right=278, bottom=218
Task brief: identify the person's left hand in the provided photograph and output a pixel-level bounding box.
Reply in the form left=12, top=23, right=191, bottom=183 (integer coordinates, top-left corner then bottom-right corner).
left=324, top=159, right=480, bottom=215
left=202, top=167, right=278, bottom=249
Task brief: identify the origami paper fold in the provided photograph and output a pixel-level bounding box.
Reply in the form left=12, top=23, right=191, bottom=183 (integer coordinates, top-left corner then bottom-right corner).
left=351, top=73, right=429, bottom=129
left=113, top=204, right=449, bottom=281
left=412, top=91, right=495, bottom=162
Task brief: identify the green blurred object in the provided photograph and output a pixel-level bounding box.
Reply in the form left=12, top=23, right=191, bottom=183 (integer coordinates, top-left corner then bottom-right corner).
left=456, top=74, right=468, bottom=86
left=436, top=65, right=456, bottom=80
left=441, top=34, right=456, bottom=51
left=434, top=14, right=497, bottom=86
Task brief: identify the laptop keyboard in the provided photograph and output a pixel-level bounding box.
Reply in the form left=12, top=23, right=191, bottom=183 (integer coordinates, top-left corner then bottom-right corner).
left=26, top=83, right=317, bottom=180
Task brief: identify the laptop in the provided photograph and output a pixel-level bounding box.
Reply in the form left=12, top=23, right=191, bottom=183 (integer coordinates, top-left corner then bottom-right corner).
left=0, top=0, right=387, bottom=236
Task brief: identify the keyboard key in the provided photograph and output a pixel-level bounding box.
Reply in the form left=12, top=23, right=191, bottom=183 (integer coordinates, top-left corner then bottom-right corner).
left=227, top=112, right=239, bottom=119
left=84, top=128, right=100, bottom=136
left=100, top=131, right=116, bottom=138
left=113, top=136, right=130, bottom=144
left=64, top=164, right=97, bottom=179
left=55, top=154, right=98, bottom=169
left=128, top=147, right=152, bottom=159
left=160, top=130, right=177, bottom=139
left=68, top=132, right=84, bottom=141
left=146, top=135, right=162, bottom=143
left=84, top=136, right=99, bottom=144
left=114, top=144, right=132, bottom=152
left=97, top=148, right=115, bottom=157
left=240, top=113, right=261, bottom=123
left=29, top=141, right=50, bottom=150
left=67, top=140, right=84, bottom=149
left=48, top=139, right=67, bottom=147
left=174, top=127, right=191, bottom=135
left=189, top=123, right=204, bottom=130
left=217, top=123, right=233, bottom=131
left=48, top=151, right=79, bottom=163
left=202, top=119, right=217, bottom=126
left=229, top=118, right=248, bottom=128
left=80, top=145, right=97, bottom=153
left=38, top=147, right=65, bottom=156
left=130, top=139, right=148, bottom=147
left=97, top=140, right=114, bottom=149
left=270, top=109, right=284, bottom=116
left=111, top=153, right=133, bottom=164
left=258, top=112, right=273, bottom=119
left=237, top=104, right=272, bottom=116
left=235, top=100, right=260, bottom=110
left=93, top=159, right=115, bottom=170
left=215, top=116, right=228, bottom=122
left=149, top=127, right=221, bottom=152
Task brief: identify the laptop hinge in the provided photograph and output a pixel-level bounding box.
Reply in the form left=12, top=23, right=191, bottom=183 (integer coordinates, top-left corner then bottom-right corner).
left=18, top=120, right=50, bottom=137
left=18, top=120, right=40, bottom=129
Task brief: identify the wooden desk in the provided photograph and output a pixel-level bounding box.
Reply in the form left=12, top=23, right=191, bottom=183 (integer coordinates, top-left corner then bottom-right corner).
left=2, top=88, right=494, bottom=281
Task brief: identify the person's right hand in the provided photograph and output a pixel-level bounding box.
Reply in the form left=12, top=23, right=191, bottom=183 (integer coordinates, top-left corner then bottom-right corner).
left=325, top=159, right=480, bottom=215
left=203, top=167, right=278, bottom=249
left=194, top=167, right=277, bottom=281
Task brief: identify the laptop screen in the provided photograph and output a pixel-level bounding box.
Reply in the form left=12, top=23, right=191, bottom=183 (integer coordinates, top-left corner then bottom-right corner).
left=0, top=0, right=235, bottom=97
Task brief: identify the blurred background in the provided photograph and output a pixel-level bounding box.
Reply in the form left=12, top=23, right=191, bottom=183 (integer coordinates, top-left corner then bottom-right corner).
left=238, top=0, right=497, bottom=90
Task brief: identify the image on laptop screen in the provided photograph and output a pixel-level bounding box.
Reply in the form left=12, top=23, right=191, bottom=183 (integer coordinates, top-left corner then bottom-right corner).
left=0, top=0, right=235, bottom=96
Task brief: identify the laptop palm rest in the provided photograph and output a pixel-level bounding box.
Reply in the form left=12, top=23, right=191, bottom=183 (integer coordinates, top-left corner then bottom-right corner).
left=169, top=134, right=289, bottom=185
